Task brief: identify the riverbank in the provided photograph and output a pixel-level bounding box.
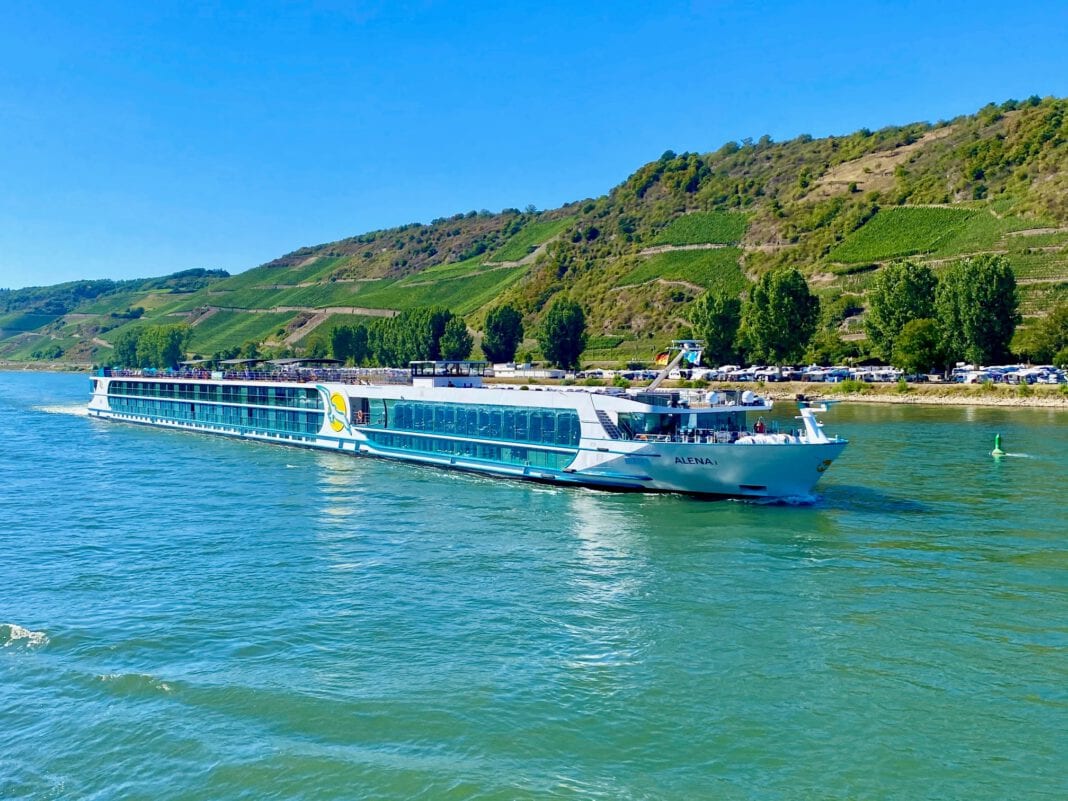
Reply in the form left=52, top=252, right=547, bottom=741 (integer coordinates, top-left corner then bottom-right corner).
left=0, top=361, right=90, bottom=372
left=495, top=377, right=1068, bottom=408
left=741, top=381, right=1068, bottom=408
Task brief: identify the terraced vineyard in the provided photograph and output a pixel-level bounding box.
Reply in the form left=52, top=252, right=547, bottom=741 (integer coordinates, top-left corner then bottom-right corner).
left=619, top=248, right=748, bottom=294
left=828, top=207, right=977, bottom=263
left=355, top=267, right=527, bottom=315
left=653, top=211, right=747, bottom=245
left=488, top=216, right=575, bottom=262
left=187, top=310, right=301, bottom=354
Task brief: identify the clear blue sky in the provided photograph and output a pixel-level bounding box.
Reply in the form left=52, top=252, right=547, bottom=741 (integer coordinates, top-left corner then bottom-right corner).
left=2, top=0, right=1066, bottom=289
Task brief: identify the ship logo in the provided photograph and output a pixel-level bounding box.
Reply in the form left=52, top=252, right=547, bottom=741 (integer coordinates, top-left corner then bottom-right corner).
left=317, top=385, right=351, bottom=434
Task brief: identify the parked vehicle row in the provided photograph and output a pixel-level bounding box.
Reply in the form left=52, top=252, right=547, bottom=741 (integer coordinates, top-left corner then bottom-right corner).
left=565, top=362, right=1065, bottom=385
left=949, top=364, right=1066, bottom=384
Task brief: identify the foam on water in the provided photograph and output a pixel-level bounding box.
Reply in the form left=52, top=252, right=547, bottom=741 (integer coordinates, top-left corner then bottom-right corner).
left=96, top=673, right=174, bottom=695
left=33, top=403, right=89, bottom=417
left=0, top=623, right=49, bottom=648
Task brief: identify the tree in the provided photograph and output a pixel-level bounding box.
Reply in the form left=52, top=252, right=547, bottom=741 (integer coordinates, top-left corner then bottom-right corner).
left=351, top=324, right=369, bottom=365
left=331, top=323, right=371, bottom=365
left=439, top=317, right=474, bottom=360
left=481, top=304, right=524, bottom=363
left=1013, top=302, right=1068, bottom=363
left=689, top=291, right=741, bottom=365
left=239, top=340, right=260, bottom=360
left=739, top=268, right=819, bottom=364
left=306, top=334, right=328, bottom=358
left=111, top=327, right=144, bottom=367
left=538, top=298, right=587, bottom=369
left=892, top=318, right=943, bottom=374
left=330, top=325, right=355, bottom=362
left=804, top=330, right=861, bottom=365
left=936, top=254, right=1018, bottom=364
left=135, top=324, right=190, bottom=369
left=865, top=261, right=937, bottom=359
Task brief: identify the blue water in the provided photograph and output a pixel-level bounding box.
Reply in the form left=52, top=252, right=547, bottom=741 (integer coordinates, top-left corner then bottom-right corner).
left=2, top=371, right=1066, bottom=800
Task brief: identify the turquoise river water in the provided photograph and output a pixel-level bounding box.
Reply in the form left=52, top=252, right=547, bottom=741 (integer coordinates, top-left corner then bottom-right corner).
left=1, top=371, right=1066, bottom=800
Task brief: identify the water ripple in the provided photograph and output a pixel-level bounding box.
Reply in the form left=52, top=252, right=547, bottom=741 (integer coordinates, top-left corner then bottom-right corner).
left=2, top=372, right=1067, bottom=800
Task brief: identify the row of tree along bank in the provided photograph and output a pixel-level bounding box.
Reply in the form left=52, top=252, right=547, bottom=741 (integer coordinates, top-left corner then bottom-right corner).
left=103, top=298, right=588, bottom=371
left=690, top=255, right=1067, bottom=371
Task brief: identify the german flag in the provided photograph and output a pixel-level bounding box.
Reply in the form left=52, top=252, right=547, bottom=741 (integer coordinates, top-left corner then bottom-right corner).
left=654, top=351, right=670, bottom=366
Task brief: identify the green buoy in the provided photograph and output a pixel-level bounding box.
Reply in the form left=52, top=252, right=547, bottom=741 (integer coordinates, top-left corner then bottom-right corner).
left=992, top=433, right=1005, bottom=458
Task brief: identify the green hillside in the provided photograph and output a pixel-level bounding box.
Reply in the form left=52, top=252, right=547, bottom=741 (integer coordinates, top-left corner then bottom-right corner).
left=5, top=96, right=1068, bottom=365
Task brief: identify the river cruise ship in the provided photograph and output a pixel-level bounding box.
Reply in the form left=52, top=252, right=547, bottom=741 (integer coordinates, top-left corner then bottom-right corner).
left=88, top=360, right=847, bottom=498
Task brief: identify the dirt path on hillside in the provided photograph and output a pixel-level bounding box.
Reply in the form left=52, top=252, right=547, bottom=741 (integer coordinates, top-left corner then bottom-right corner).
left=482, top=236, right=560, bottom=268
left=637, top=243, right=728, bottom=256
left=1006, top=227, right=1068, bottom=237
left=612, top=277, right=705, bottom=293
left=284, top=311, right=332, bottom=345
left=400, top=262, right=521, bottom=287
left=189, top=307, right=221, bottom=327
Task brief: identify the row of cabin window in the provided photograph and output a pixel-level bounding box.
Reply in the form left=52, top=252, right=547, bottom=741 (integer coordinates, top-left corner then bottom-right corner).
left=109, top=397, right=323, bottom=435
left=366, top=431, right=575, bottom=470
left=372, top=400, right=581, bottom=447
left=109, top=381, right=322, bottom=409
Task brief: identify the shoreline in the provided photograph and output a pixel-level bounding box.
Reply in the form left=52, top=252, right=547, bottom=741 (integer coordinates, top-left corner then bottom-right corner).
left=760, top=386, right=1068, bottom=409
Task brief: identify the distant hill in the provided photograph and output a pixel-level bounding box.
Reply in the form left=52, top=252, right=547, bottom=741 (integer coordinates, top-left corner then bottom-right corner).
left=4, top=96, right=1068, bottom=365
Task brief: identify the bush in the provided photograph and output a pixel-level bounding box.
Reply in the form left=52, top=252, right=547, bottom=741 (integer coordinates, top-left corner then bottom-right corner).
left=896, top=377, right=911, bottom=393
left=834, top=378, right=869, bottom=394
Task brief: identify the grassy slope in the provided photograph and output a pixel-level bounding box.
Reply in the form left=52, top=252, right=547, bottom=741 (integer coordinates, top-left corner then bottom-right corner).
left=827, top=208, right=977, bottom=263
left=619, top=248, right=747, bottom=294
left=652, top=211, right=747, bottom=245
left=489, top=216, right=575, bottom=262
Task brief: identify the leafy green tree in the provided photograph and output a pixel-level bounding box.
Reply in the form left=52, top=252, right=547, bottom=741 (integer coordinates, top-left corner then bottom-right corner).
left=351, top=324, right=369, bottom=365
left=135, top=324, right=190, bottom=369
left=331, top=324, right=371, bottom=365
left=306, top=334, right=329, bottom=358
left=439, top=317, right=474, bottom=360
left=689, top=291, right=741, bottom=365
left=892, top=318, right=943, bottom=374
left=388, top=306, right=453, bottom=363
left=739, top=269, right=819, bottom=364
left=865, top=261, right=937, bottom=359
left=1013, top=302, right=1068, bottom=363
left=111, top=327, right=144, bottom=367
left=330, top=325, right=355, bottom=362
left=936, top=254, right=1018, bottom=364
left=481, top=304, right=524, bottom=363
left=538, top=298, right=587, bottom=369
left=803, top=330, right=861, bottom=365
left=239, top=340, right=260, bottom=360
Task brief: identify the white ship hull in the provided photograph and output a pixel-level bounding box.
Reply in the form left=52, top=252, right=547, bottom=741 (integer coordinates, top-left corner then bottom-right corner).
left=88, top=369, right=847, bottom=498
